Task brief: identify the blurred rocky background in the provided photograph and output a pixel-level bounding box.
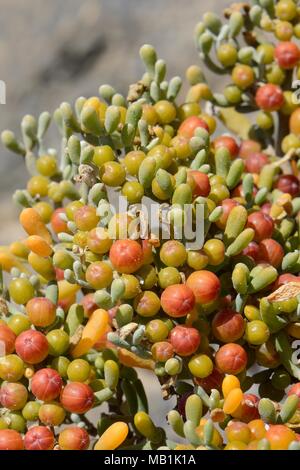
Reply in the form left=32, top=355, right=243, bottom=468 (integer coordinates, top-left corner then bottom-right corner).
left=0, top=0, right=229, bottom=244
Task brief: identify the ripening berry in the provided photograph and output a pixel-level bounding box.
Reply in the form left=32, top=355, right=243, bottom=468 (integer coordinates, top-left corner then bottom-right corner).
left=31, top=368, right=63, bottom=401
left=161, top=284, right=195, bottom=317
left=232, top=65, right=255, bottom=90
left=24, top=426, right=55, bottom=451
left=60, top=382, right=94, bottom=414
left=58, top=427, right=90, bottom=450
left=275, top=42, right=300, bottom=69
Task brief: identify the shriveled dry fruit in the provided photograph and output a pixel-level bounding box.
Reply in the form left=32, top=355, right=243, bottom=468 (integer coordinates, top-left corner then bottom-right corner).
left=0, top=0, right=300, bottom=451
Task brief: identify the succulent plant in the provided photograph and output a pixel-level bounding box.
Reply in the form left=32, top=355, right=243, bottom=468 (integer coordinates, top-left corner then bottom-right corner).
left=1, top=0, right=300, bottom=451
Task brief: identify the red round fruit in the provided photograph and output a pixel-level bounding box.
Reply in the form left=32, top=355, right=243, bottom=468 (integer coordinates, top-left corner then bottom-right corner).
left=232, top=183, right=258, bottom=198
left=24, top=426, right=55, bottom=451
left=214, top=136, right=239, bottom=157
left=189, top=171, right=211, bottom=197
left=169, top=325, right=201, bottom=357
left=141, top=239, right=154, bottom=264
left=151, top=341, right=174, bottom=362
left=288, top=383, right=300, bottom=409
left=215, top=343, right=247, bottom=375
left=216, top=199, right=239, bottom=229
left=274, top=273, right=299, bottom=289
left=194, top=367, right=224, bottom=393
left=60, top=382, right=94, bottom=414
left=255, top=84, right=284, bottom=112
left=275, top=175, right=300, bottom=197
left=161, top=284, right=195, bottom=317
left=244, top=152, right=269, bottom=174
left=239, top=140, right=261, bottom=158
left=257, top=239, right=284, bottom=268
left=80, top=293, right=98, bottom=318
left=242, top=241, right=260, bottom=261
left=15, top=330, right=49, bottom=364
left=275, top=42, right=300, bottom=69
left=177, top=392, right=193, bottom=419
left=247, top=211, right=274, bottom=242
left=178, top=116, right=209, bottom=139
left=55, top=267, right=65, bottom=281
left=261, top=202, right=272, bottom=215
left=186, top=270, right=221, bottom=304
left=51, top=208, right=69, bottom=234
left=212, top=309, right=245, bottom=343
left=0, top=382, right=28, bottom=410
left=0, top=324, right=16, bottom=355
left=109, top=239, right=143, bottom=274
left=31, top=368, right=63, bottom=402
left=58, top=427, right=90, bottom=450
left=26, top=297, right=56, bottom=328
left=232, top=394, right=259, bottom=423
left=0, top=429, right=23, bottom=450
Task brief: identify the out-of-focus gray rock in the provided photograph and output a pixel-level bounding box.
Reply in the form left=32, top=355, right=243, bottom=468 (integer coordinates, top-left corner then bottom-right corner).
left=0, top=0, right=228, bottom=242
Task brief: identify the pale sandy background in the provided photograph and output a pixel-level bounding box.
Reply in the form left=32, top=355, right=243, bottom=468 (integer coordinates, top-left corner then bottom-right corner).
left=0, top=0, right=229, bottom=434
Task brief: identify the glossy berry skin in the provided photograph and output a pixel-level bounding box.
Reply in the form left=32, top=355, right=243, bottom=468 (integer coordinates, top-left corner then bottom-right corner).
left=244, top=152, right=269, bottom=174
left=275, top=174, right=300, bottom=196
left=231, top=394, right=259, bottom=423
left=169, top=325, right=201, bottom=357
left=188, top=354, right=213, bottom=378
left=194, top=367, right=224, bottom=393
left=257, top=239, right=284, bottom=268
left=24, top=426, right=55, bottom=451
left=60, top=382, right=94, bottom=414
left=274, top=273, right=299, bottom=289
left=186, top=270, right=221, bottom=304
left=189, top=171, right=211, bottom=197
left=151, top=341, right=174, bottom=362
left=26, top=297, right=56, bottom=328
left=275, top=42, right=300, bottom=69
left=74, top=205, right=100, bottom=231
left=255, top=84, right=284, bottom=112
left=9, top=277, right=35, bottom=305
left=0, top=429, right=24, bottom=450
left=160, top=241, right=187, bottom=268
left=216, top=199, right=239, bottom=230
left=109, top=239, right=143, bottom=274
left=247, top=212, right=274, bottom=242
left=80, top=293, right=98, bottom=317
left=31, top=368, right=63, bottom=402
left=225, top=421, right=251, bottom=444
left=0, top=324, right=16, bottom=355
left=51, top=208, right=69, bottom=234
left=15, top=330, right=49, bottom=364
left=0, top=382, right=28, bottom=411
left=214, top=136, right=239, bottom=157
left=178, top=116, right=209, bottom=139
left=38, top=403, right=66, bottom=426
left=58, top=427, right=90, bottom=450
left=288, top=383, right=300, bottom=409
left=161, top=284, right=195, bottom=317
left=85, top=261, right=113, bottom=290
left=212, top=309, right=245, bottom=343
left=215, top=343, right=247, bottom=375
left=265, top=425, right=296, bottom=450
left=245, top=320, right=270, bottom=346
left=242, top=241, right=260, bottom=262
